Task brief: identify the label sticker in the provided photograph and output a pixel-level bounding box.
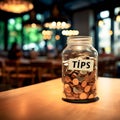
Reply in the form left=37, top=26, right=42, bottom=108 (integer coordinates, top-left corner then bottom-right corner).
left=68, top=58, right=94, bottom=71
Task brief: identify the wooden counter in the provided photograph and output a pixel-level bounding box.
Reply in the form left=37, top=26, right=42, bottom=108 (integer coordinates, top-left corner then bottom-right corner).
left=0, top=77, right=120, bottom=120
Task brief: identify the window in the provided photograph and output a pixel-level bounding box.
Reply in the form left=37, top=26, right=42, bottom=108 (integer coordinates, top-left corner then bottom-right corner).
left=8, top=17, right=22, bottom=50
left=98, top=10, right=111, bottom=54
left=0, top=21, right=4, bottom=50
left=114, top=7, right=120, bottom=56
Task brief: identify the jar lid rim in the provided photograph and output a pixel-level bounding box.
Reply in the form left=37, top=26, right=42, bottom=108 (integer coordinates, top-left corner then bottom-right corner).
left=67, top=36, right=92, bottom=44
left=67, top=36, right=92, bottom=39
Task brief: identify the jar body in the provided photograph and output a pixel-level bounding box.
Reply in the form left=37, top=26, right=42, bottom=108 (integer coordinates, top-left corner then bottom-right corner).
left=62, top=36, right=98, bottom=103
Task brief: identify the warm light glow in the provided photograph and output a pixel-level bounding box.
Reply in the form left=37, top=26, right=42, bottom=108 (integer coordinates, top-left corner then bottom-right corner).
left=31, top=23, right=37, bottom=28
left=42, top=30, right=53, bottom=40
left=51, top=21, right=56, bottom=27
left=55, top=35, right=60, bottom=40
left=62, top=30, right=79, bottom=36
left=98, top=20, right=104, bottom=27
left=0, top=0, right=34, bottom=14
left=61, top=22, right=66, bottom=26
left=24, top=23, right=41, bottom=29
left=44, top=21, right=71, bottom=29
left=57, top=21, right=61, bottom=26
left=116, top=15, right=120, bottom=22
left=109, top=30, right=113, bottom=36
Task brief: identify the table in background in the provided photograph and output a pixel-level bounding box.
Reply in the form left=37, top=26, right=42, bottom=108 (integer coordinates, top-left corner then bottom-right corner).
left=0, top=77, right=120, bottom=120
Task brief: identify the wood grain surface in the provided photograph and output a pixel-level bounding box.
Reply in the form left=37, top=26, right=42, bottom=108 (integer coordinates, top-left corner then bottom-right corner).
left=0, top=77, right=120, bottom=120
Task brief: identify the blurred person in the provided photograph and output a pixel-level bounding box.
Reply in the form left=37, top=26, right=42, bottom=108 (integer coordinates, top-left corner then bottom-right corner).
left=99, top=47, right=115, bottom=58
left=99, top=47, right=107, bottom=57
left=8, top=42, right=22, bottom=60
left=30, top=48, right=39, bottom=59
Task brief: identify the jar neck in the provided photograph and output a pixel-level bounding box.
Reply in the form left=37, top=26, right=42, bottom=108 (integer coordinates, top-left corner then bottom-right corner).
left=67, top=36, right=92, bottom=45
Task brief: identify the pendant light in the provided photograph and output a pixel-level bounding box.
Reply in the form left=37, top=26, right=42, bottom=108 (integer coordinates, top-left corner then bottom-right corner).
left=43, top=3, right=71, bottom=30
left=23, top=10, right=42, bottom=29
left=0, top=0, right=34, bottom=14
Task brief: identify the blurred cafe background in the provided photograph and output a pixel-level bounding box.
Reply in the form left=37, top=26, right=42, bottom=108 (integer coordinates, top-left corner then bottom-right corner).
left=0, top=0, right=120, bottom=91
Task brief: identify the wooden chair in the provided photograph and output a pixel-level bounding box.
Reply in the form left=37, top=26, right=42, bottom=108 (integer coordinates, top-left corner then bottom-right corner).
left=4, top=60, right=36, bottom=87
left=31, top=61, right=57, bottom=82
left=98, top=60, right=105, bottom=76
left=98, top=58, right=117, bottom=78
left=103, top=59, right=117, bottom=77
left=0, top=61, right=5, bottom=83
left=0, top=60, right=14, bottom=91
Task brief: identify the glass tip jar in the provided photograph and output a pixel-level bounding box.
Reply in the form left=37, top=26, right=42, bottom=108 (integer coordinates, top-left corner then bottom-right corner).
left=62, top=36, right=99, bottom=103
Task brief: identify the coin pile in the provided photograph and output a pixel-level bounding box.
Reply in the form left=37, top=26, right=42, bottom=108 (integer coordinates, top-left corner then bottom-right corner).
left=62, top=57, right=97, bottom=100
